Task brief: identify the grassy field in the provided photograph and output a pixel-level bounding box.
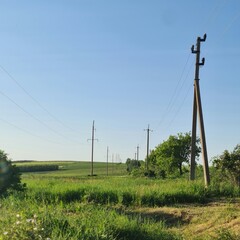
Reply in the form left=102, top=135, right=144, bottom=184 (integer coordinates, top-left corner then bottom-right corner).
left=0, top=161, right=239, bottom=240
left=14, top=161, right=126, bottom=177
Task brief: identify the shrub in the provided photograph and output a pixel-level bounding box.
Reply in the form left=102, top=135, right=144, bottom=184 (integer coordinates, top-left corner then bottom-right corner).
left=213, top=144, right=240, bottom=186
left=0, top=150, right=26, bottom=195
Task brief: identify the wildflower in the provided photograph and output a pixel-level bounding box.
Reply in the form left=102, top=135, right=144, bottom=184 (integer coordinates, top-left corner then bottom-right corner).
left=16, top=214, right=20, bottom=218
left=3, top=232, right=8, bottom=235
left=46, top=238, right=51, bottom=240
left=41, top=228, right=44, bottom=230
left=34, top=214, right=37, bottom=218
left=33, top=227, right=38, bottom=231
left=16, top=221, right=21, bottom=225
left=26, top=218, right=33, bottom=223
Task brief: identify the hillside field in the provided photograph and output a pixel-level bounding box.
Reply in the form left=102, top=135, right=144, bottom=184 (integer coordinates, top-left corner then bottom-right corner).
left=14, top=160, right=126, bottom=177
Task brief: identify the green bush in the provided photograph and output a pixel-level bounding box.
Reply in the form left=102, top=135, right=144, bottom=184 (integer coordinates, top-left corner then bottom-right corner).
left=0, top=150, right=26, bottom=195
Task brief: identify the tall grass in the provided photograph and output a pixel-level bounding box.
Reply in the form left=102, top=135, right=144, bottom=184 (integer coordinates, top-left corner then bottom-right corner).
left=0, top=195, right=181, bottom=240
left=1, top=174, right=239, bottom=239
left=20, top=176, right=239, bottom=207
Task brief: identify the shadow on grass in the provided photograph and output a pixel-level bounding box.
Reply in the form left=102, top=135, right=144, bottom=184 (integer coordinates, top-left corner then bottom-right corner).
left=115, top=208, right=190, bottom=227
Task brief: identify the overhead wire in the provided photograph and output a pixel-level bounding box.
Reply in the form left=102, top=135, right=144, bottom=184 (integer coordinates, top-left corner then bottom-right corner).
left=0, top=89, right=81, bottom=145
left=0, top=118, right=64, bottom=145
left=155, top=53, right=191, bottom=130
left=156, top=0, right=229, bottom=136
left=0, top=65, right=78, bottom=134
left=161, top=60, right=194, bottom=133
left=201, top=0, right=228, bottom=33
left=167, top=83, right=193, bottom=129
left=220, top=10, right=240, bottom=37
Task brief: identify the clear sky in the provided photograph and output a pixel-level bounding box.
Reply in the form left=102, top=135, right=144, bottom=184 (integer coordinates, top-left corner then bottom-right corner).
left=0, top=0, right=239, bottom=163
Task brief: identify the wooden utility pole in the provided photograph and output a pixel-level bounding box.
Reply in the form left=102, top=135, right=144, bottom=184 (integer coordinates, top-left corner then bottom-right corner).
left=190, top=34, right=210, bottom=186
left=88, top=120, right=98, bottom=176
left=136, top=145, right=139, bottom=162
left=112, top=153, right=114, bottom=175
left=106, top=146, right=109, bottom=176
left=144, top=124, right=153, bottom=171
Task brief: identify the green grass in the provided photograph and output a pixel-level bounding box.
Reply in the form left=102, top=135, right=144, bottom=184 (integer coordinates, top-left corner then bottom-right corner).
left=0, top=194, right=181, bottom=240
left=1, top=161, right=239, bottom=239
left=19, top=175, right=239, bottom=208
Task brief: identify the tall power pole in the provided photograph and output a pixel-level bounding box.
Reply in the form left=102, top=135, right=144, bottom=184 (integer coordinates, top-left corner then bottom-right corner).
left=190, top=34, right=210, bottom=186
left=112, top=153, right=114, bottom=175
left=136, top=145, right=140, bottom=162
left=144, top=124, right=153, bottom=171
left=88, top=120, right=98, bottom=176
left=106, top=146, right=109, bottom=176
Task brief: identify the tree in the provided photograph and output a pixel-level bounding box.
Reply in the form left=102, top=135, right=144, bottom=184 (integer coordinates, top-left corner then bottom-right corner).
left=148, top=132, right=201, bottom=176
left=213, top=144, right=240, bottom=186
left=0, top=150, right=25, bottom=195
left=126, top=158, right=141, bottom=173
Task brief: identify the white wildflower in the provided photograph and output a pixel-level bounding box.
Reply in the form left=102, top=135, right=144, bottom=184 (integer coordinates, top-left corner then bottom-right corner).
left=16, top=221, right=21, bottom=225
left=33, top=227, right=38, bottom=231
left=16, top=214, right=20, bottom=218
left=3, top=232, right=8, bottom=235
left=34, top=214, right=37, bottom=218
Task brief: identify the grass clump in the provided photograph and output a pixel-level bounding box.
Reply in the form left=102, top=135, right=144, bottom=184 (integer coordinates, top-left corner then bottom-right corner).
left=85, top=189, right=119, bottom=205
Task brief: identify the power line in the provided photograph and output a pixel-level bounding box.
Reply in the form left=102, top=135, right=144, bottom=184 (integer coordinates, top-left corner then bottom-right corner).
left=0, top=89, right=80, bottom=144
left=167, top=83, right=192, bottom=129
left=201, top=0, right=228, bottom=33
left=0, top=64, right=77, bottom=133
left=0, top=118, right=63, bottom=145
left=220, top=10, right=240, bottom=37
left=155, top=53, right=191, bottom=130
left=165, top=61, right=194, bottom=130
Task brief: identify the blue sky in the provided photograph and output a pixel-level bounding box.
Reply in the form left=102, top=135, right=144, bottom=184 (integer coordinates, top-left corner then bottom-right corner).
left=0, top=0, right=239, bottom=163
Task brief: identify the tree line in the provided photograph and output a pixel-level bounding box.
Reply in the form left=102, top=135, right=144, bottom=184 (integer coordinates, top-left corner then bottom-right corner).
left=126, top=132, right=240, bottom=186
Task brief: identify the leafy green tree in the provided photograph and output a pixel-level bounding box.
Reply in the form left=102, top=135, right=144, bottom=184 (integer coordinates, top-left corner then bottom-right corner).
left=0, top=150, right=26, bottom=195
left=148, top=132, right=201, bottom=176
left=126, top=158, right=141, bottom=173
left=213, top=144, right=240, bottom=186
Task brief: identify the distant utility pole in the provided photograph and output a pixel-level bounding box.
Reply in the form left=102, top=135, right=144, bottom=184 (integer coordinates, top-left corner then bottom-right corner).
left=136, top=145, right=140, bottom=162
left=190, top=34, right=210, bottom=186
left=144, top=124, right=153, bottom=171
left=106, top=146, right=109, bottom=176
left=112, top=153, right=114, bottom=175
left=87, top=120, right=98, bottom=176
